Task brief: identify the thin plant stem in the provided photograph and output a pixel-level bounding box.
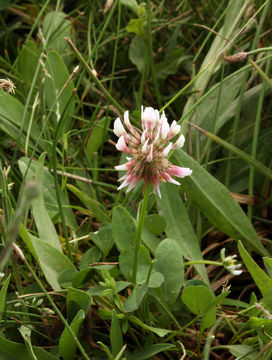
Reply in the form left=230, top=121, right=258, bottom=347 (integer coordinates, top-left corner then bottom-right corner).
left=132, top=183, right=150, bottom=284
left=248, top=59, right=271, bottom=220
left=146, top=0, right=161, bottom=108
left=13, top=244, right=90, bottom=360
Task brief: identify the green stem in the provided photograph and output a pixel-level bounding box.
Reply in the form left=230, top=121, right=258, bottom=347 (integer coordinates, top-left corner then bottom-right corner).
left=146, top=0, right=161, bottom=108
left=132, top=183, right=150, bottom=284
left=184, top=260, right=223, bottom=267
left=17, top=251, right=90, bottom=360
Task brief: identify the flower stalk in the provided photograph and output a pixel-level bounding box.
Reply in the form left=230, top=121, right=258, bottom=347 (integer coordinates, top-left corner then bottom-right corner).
left=132, top=182, right=150, bottom=284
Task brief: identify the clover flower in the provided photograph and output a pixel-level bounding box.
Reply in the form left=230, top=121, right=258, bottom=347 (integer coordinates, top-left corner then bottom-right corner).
left=0, top=78, right=15, bottom=94
left=114, top=106, right=192, bottom=197
left=220, top=248, right=243, bottom=276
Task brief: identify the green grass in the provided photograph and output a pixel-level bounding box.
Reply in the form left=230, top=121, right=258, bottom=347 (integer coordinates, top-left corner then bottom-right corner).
left=0, top=0, right=272, bottom=359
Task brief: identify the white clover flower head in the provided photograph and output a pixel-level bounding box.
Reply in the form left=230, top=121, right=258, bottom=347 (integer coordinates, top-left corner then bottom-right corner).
left=0, top=78, right=15, bottom=94
left=220, top=248, right=243, bottom=276
left=114, top=106, right=192, bottom=197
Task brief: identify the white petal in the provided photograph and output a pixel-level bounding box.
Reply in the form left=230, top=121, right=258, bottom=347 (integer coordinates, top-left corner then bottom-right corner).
left=162, top=142, right=172, bottom=157
left=155, top=184, right=161, bottom=198
left=118, top=179, right=129, bottom=190
left=142, top=139, right=149, bottom=153
left=124, top=110, right=130, bottom=127
left=115, top=162, right=129, bottom=171
left=161, top=121, right=170, bottom=140
left=116, top=136, right=127, bottom=151
left=114, top=117, right=126, bottom=137
left=172, top=124, right=181, bottom=136
left=147, top=144, right=153, bottom=162
left=175, top=134, right=185, bottom=148
left=160, top=111, right=168, bottom=125
left=167, top=176, right=180, bottom=185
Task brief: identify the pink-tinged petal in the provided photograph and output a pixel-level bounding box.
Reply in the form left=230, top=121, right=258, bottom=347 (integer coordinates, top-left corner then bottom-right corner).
left=147, top=144, right=153, bottom=162
left=115, top=162, right=131, bottom=171
left=114, top=117, right=126, bottom=137
left=174, top=134, right=185, bottom=148
left=117, top=173, right=134, bottom=189
left=141, top=129, right=147, bottom=145
left=126, top=176, right=141, bottom=192
left=141, top=107, right=158, bottom=130
left=162, top=142, right=172, bottom=157
left=116, top=136, right=131, bottom=153
left=118, top=174, right=128, bottom=182
left=142, top=138, right=149, bottom=153
left=117, top=179, right=129, bottom=190
left=168, top=165, right=192, bottom=178
left=161, top=171, right=180, bottom=185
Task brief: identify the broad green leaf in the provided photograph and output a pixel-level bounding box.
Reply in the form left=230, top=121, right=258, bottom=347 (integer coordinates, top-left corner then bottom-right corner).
left=0, top=274, right=11, bottom=322
left=123, top=284, right=147, bottom=312
left=190, top=72, right=243, bottom=139
left=0, top=90, right=39, bottom=149
left=224, top=345, right=258, bottom=360
left=0, top=335, right=58, bottom=360
left=156, top=182, right=209, bottom=283
left=119, top=245, right=150, bottom=282
left=31, top=153, right=62, bottom=252
left=238, top=242, right=272, bottom=308
left=59, top=310, right=85, bottom=360
left=182, top=282, right=215, bottom=314
left=129, top=36, right=147, bottom=72
left=19, top=156, right=77, bottom=229
left=67, top=287, right=92, bottom=323
left=71, top=268, right=94, bottom=289
left=173, top=149, right=268, bottom=256
left=144, top=214, right=166, bottom=236
left=18, top=326, right=37, bottom=360
left=184, top=0, right=250, bottom=109
left=19, top=227, right=75, bottom=291
left=67, top=184, right=110, bottom=223
left=43, top=12, right=71, bottom=60
left=15, top=40, right=41, bottom=98
left=154, top=238, right=184, bottom=307
left=147, top=271, right=164, bottom=288
left=79, top=247, right=101, bottom=270
left=129, top=343, right=175, bottom=360
left=89, top=223, right=114, bottom=257
left=112, top=206, right=136, bottom=251
left=182, top=282, right=216, bottom=329
left=86, top=117, right=110, bottom=162
left=110, top=310, right=123, bottom=357
left=44, top=50, right=75, bottom=133
left=142, top=227, right=161, bottom=254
